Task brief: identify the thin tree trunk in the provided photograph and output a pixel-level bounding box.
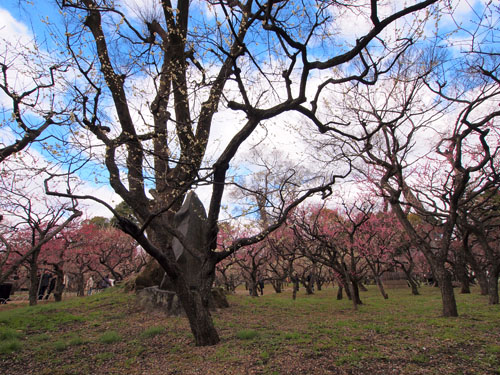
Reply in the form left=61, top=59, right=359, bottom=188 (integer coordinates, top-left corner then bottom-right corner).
left=336, top=285, right=343, bottom=300
left=463, top=237, right=488, bottom=295
left=292, top=279, right=299, bottom=300
left=316, top=279, right=322, bottom=291
left=408, top=277, right=420, bottom=296
left=374, top=276, right=389, bottom=299
left=400, top=264, right=420, bottom=295
left=76, top=273, right=85, bottom=297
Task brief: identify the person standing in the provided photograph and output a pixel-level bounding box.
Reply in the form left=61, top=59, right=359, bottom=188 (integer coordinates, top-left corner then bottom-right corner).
left=86, top=276, right=95, bottom=296
left=38, top=272, right=51, bottom=300
left=44, top=276, right=56, bottom=300
left=258, top=278, right=265, bottom=296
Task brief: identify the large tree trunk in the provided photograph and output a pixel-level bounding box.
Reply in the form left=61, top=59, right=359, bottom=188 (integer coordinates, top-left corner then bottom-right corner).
left=455, top=247, right=470, bottom=294
left=271, top=280, right=282, bottom=293
left=487, top=266, right=499, bottom=305
left=304, top=280, right=314, bottom=295
left=351, top=279, right=362, bottom=306
left=29, top=262, right=39, bottom=306
left=53, top=265, right=65, bottom=302
left=174, top=262, right=220, bottom=346
left=248, top=278, right=259, bottom=297
left=182, top=289, right=220, bottom=346
left=476, top=272, right=490, bottom=296
left=435, top=265, right=458, bottom=317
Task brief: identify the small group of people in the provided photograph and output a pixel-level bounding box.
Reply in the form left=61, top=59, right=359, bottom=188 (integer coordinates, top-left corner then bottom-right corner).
left=86, top=275, right=113, bottom=296
left=38, top=272, right=57, bottom=300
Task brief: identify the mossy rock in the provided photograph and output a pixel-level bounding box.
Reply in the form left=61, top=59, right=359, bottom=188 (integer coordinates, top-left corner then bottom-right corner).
left=134, top=260, right=164, bottom=290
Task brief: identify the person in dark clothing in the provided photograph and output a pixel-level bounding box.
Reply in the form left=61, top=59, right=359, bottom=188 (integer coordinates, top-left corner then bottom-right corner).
left=38, top=272, right=51, bottom=300
left=100, top=275, right=111, bottom=289
left=44, top=276, right=56, bottom=300
left=258, top=278, right=265, bottom=296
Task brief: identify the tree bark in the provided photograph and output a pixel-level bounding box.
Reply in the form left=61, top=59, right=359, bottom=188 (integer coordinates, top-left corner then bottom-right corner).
left=400, top=264, right=420, bottom=295
left=351, top=279, right=362, bottom=306
left=304, top=281, right=314, bottom=295
left=53, top=265, right=64, bottom=302
left=173, top=261, right=220, bottom=346
left=476, top=272, right=490, bottom=296
left=29, top=262, right=39, bottom=306
left=374, top=276, right=389, bottom=299
left=336, top=285, right=343, bottom=300
left=271, top=280, right=282, bottom=293
left=316, top=279, right=322, bottom=291
left=463, top=232, right=489, bottom=295
left=487, top=267, right=499, bottom=305
left=435, top=265, right=458, bottom=317
left=292, top=278, right=299, bottom=300
left=408, top=277, right=420, bottom=296
left=248, top=278, right=259, bottom=297
left=455, top=247, right=470, bottom=294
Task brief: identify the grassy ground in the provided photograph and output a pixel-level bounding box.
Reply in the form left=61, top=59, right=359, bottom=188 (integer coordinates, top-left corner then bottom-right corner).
left=0, top=285, right=499, bottom=375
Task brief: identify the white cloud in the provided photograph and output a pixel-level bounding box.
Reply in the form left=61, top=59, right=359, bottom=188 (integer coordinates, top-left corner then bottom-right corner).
left=0, top=8, right=30, bottom=42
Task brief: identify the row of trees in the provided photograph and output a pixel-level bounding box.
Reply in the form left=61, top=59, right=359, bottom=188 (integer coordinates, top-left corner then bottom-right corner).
left=1, top=0, right=498, bottom=346
left=216, top=196, right=499, bottom=309
left=1, top=213, right=146, bottom=305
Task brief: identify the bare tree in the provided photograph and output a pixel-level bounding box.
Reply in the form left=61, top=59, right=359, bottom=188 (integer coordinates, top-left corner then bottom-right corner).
left=0, top=159, right=81, bottom=289
left=316, top=44, right=500, bottom=316
left=8, top=0, right=440, bottom=345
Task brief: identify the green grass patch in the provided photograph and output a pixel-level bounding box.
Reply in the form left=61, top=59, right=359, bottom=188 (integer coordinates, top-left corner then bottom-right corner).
left=32, top=333, right=51, bottom=342
left=0, top=327, right=22, bottom=340
left=235, top=329, right=259, bottom=340
left=486, top=344, right=500, bottom=354
left=411, top=353, right=430, bottom=364
left=52, top=340, right=67, bottom=352
left=140, top=325, right=165, bottom=338
left=0, top=339, right=22, bottom=354
left=99, top=330, right=122, bottom=344
left=67, top=334, right=86, bottom=346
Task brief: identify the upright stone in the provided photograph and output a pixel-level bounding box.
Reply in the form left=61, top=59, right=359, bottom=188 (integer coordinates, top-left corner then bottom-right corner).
left=137, top=191, right=228, bottom=314
left=171, top=191, right=207, bottom=289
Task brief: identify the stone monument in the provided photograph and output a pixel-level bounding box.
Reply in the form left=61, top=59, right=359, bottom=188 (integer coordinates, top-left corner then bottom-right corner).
left=137, top=191, right=228, bottom=314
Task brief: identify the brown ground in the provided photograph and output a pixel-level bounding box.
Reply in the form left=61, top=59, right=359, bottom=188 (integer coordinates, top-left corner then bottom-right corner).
left=1, top=286, right=499, bottom=375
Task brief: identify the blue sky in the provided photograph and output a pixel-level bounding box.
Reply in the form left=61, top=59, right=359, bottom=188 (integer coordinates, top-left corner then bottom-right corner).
left=0, top=0, right=497, bottom=219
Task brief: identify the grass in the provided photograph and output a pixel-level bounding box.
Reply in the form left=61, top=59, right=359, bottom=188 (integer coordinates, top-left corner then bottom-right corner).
left=140, top=325, right=165, bottom=339
left=99, top=330, right=122, bottom=344
left=0, top=285, right=499, bottom=374
left=235, top=328, right=259, bottom=340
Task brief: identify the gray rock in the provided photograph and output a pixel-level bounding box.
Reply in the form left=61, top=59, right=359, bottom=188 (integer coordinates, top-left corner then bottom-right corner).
left=171, top=191, right=207, bottom=289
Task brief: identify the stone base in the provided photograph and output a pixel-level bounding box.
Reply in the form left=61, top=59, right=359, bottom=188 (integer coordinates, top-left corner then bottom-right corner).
left=136, top=286, right=229, bottom=316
